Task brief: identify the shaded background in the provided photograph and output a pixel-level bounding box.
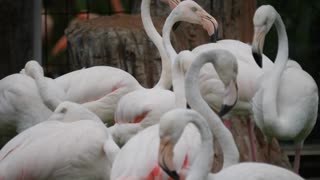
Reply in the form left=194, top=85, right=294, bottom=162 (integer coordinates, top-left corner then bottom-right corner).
left=0, top=0, right=319, bottom=179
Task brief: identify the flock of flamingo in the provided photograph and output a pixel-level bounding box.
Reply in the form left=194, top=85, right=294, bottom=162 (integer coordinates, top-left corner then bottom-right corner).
left=0, top=0, right=318, bottom=179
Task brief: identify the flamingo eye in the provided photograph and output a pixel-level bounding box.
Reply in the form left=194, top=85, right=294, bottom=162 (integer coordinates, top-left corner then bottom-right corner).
left=191, top=7, right=197, bottom=12
left=59, top=107, right=67, bottom=113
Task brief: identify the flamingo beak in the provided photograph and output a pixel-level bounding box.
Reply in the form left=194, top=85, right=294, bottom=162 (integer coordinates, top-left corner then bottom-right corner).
left=252, top=27, right=266, bottom=68
left=210, top=27, right=219, bottom=43
left=158, top=137, right=180, bottom=180
left=219, top=79, right=238, bottom=117
left=197, top=10, right=219, bottom=42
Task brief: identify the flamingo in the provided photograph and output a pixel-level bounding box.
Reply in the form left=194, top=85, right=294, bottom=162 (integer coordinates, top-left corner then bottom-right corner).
left=0, top=70, right=68, bottom=147
left=0, top=101, right=120, bottom=179
left=110, top=52, right=199, bottom=179
left=161, top=0, right=274, bottom=161
left=111, top=47, right=239, bottom=179
left=158, top=109, right=304, bottom=180
left=23, top=60, right=141, bottom=126
left=251, top=5, right=318, bottom=173
left=109, top=0, right=181, bottom=145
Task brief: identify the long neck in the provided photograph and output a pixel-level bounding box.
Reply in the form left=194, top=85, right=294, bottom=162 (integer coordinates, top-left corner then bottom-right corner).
left=33, top=72, right=62, bottom=111
left=162, top=13, right=178, bottom=64
left=185, top=53, right=239, bottom=168
left=263, top=12, right=289, bottom=126
left=274, top=13, right=289, bottom=73
left=172, top=55, right=187, bottom=108
left=183, top=111, right=213, bottom=180
left=141, top=0, right=172, bottom=89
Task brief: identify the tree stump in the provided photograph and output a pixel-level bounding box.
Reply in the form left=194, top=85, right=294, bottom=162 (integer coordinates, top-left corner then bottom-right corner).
left=65, top=14, right=209, bottom=87
left=65, top=1, right=293, bottom=172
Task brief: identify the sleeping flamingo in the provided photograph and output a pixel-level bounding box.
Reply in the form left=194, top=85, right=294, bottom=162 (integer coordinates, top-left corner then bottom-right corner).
left=251, top=5, right=318, bottom=173
left=0, top=101, right=119, bottom=179
left=23, top=60, right=141, bottom=126
left=0, top=71, right=67, bottom=147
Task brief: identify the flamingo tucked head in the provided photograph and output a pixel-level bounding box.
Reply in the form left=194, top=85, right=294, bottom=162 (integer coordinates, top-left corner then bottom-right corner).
left=158, top=110, right=185, bottom=180
left=170, top=0, right=218, bottom=40
left=158, top=109, right=205, bottom=180
left=50, top=101, right=102, bottom=123
left=194, top=50, right=239, bottom=117
left=252, top=5, right=277, bottom=68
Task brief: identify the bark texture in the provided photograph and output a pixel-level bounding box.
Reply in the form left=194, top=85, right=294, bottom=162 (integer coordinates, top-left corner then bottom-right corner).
left=65, top=14, right=209, bottom=87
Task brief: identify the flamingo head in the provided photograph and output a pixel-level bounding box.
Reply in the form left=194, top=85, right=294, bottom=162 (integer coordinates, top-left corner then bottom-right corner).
left=158, top=135, right=180, bottom=180
left=50, top=101, right=102, bottom=123
left=252, top=5, right=277, bottom=68
left=158, top=109, right=193, bottom=180
left=171, top=0, right=218, bottom=40
left=202, top=50, right=238, bottom=117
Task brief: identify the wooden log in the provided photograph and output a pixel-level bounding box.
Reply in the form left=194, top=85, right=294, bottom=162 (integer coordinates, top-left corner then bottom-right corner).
left=65, top=14, right=209, bottom=87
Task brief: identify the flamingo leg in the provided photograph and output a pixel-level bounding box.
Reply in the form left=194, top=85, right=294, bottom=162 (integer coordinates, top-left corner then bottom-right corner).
left=247, top=117, right=256, bottom=161
left=267, top=142, right=271, bottom=163
left=111, top=0, right=124, bottom=14
left=223, top=119, right=232, bottom=130
left=293, top=142, right=302, bottom=174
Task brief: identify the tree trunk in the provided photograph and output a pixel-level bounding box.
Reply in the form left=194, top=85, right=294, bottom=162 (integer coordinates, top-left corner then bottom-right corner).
left=65, top=14, right=209, bottom=87
left=66, top=0, right=292, bottom=171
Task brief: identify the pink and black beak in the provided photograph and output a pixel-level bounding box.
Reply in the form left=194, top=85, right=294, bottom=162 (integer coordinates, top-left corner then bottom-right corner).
left=158, top=137, right=180, bottom=180
left=197, top=10, right=219, bottom=43
left=210, top=25, right=219, bottom=43
left=219, top=79, right=238, bottom=117
left=251, top=27, right=266, bottom=68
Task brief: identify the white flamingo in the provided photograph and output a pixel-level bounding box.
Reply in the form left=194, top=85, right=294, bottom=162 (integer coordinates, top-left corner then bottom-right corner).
left=0, top=101, right=119, bottom=179
left=0, top=72, right=66, bottom=146
left=111, top=52, right=199, bottom=179
left=161, top=0, right=275, bottom=161
left=23, top=61, right=141, bottom=125
left=158, top=109, right=304, bottom=180
left=251, top=5, right=318, bottom=173
left=111, top=47, right=240, bottom=179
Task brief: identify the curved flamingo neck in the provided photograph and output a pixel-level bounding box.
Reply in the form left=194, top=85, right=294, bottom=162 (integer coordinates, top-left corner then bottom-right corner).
left=162, top=13, right=178, bottom=64
left=141, top=0, right=172, bottom=89
left=263, top=12, right=289, bottom=128
left=172, top=54, right=188, bottom=108
left=185, top=112, right=213, bottom=180
left=274, top=13, right=289, bottom=73
left=185, top=51, right=239, bottom=168
left=167, top=110, right=213, bottom=179
left=32, top=72, right=62, bottom=111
